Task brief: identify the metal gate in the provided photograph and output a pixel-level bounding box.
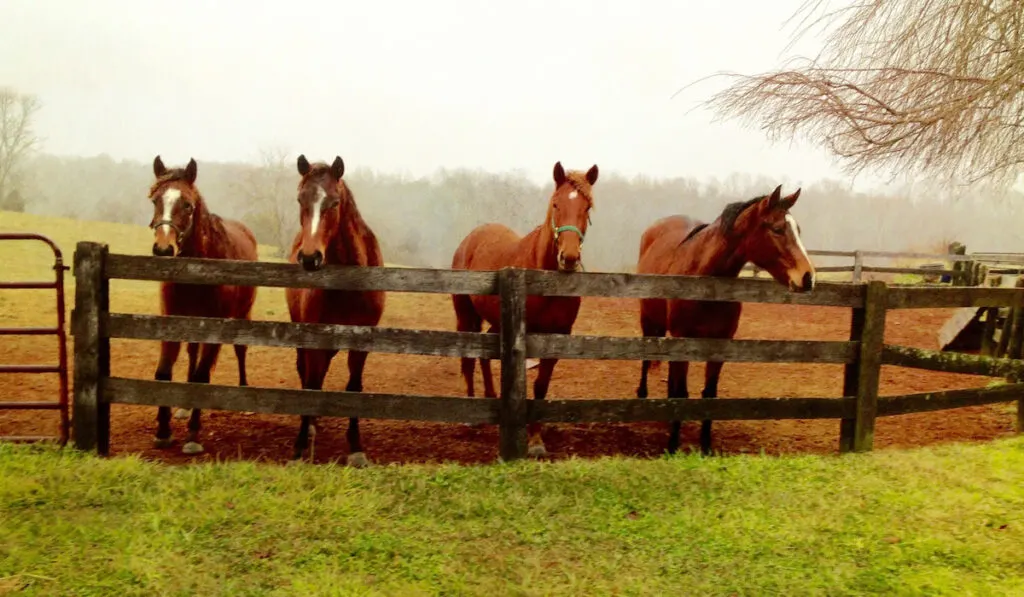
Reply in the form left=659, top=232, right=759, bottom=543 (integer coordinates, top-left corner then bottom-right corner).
left=0, top=232, right=70, bottom=445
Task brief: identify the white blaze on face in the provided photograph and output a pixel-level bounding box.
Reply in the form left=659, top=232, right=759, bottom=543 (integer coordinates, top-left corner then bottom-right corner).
left=160, top=188, right=181, bottom=234
left=310, top=186, right=327, bottom=235
left=785, top=213, right=812, bottom=274
left=568, top=190, right=578, bottom=201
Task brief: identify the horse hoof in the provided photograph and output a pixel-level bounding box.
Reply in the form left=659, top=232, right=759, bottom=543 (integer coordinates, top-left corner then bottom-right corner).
left=182, top=441, right=204, bottom=455
left=153, top=437, right=174, bottom=449
left=347, top=452, right=370, bottom=468
left=174, top=408, right=190, bottom=420
left=527, top=444, right=548, bottom=458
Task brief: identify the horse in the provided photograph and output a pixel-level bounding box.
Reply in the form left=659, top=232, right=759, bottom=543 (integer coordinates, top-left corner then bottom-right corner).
left=451, top=161, right=599, bottom=458
left=148, top=155, right=259, bottom=455
left=285, top=155, right=386, bottom=466
left=635, top=185, right=815, bottom=456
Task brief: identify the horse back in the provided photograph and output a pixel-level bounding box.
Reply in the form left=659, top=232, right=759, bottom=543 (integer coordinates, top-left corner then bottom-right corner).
left=451, top=223, right=523, bottom=271
left=637, top=215, right=703, bottom=275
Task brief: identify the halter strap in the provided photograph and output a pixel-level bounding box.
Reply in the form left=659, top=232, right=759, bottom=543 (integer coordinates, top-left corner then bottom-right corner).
left=151, top=215, right=194, bottom=245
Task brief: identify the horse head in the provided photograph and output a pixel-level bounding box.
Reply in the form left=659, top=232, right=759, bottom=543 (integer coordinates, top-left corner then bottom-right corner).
left=149, top=155, right=201, bottom=258
left=294, top=154, right=346, bottom=271
left=548, top=161, right=599, bottom=272
left=736, top=185, right=815, bottom=292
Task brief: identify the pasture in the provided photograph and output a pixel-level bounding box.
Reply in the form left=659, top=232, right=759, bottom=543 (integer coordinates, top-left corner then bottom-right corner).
left=2, top=438, right=1024, bottom=595
left=1, top=210, right=1018, bottom=464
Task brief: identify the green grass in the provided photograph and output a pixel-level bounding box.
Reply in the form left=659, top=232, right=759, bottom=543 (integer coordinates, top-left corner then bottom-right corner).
left=3, top=439, right=1024, bottom=596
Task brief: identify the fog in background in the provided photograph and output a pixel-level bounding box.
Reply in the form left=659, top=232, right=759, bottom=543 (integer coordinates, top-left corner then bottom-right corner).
left=2, top=0, right=1023, bottom=270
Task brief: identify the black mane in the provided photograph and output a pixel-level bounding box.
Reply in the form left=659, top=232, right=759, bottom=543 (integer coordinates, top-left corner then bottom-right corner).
left=680, top=194, right=765, bottom=246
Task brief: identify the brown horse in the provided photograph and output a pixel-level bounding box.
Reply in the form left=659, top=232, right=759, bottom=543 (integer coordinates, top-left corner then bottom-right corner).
left=148, top=156, right=259, bottom=455
left=285, top=155, right=386, bottom=466
left=452, top=161, right=599, bottom=458
left=636, top=185, right=815, bottom=456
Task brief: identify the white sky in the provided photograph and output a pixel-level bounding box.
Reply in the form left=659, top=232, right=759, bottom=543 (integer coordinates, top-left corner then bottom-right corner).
left=0, top=0, right=876, bottom=189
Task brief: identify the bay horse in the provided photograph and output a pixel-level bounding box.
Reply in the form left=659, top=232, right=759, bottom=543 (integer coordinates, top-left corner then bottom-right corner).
left=451, top=161, right=599, bottom=458
left=285, top=155, right=386, bottom=466
left=148, top=155, right=259, bottom=455
left=636, top=185, right=815, bottom=456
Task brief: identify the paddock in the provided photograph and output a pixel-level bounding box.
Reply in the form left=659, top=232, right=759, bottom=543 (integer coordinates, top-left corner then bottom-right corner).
left=1, top=240, right=1021, bottom=465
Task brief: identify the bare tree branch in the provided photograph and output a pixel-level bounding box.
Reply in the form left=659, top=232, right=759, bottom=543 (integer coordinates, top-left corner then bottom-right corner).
left=232, top=146, right=295, bottom=256
left=703, top=0, right=1024, bottom=187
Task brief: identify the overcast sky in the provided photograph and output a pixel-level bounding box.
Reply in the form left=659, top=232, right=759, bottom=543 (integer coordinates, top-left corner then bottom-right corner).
left=1, top=0, right=877, bottom=189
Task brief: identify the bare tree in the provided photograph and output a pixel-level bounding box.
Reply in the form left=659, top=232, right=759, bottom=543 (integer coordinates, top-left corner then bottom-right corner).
left=234, top=146, right=295, bottom=257
left=0, top=87, right=41, bottom=207
left=702, top=0, right=1024, bottom=187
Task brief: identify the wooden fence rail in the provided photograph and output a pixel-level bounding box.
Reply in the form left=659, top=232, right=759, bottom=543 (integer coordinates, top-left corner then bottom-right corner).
left=70, top=241, right=1024, bottom=462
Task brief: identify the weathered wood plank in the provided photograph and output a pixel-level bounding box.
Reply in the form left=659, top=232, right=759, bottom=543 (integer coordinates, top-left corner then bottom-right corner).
left=815, top=266, right=856, bottom=273
left=72, top=242, right=110, bottom=455
left=104, top=313, right=500, bottom=359
left=886, top=287, right=1024, bottom=309
left=860, top=266, right=964, bottom=278
left=526, top=334, right=858, bottom=363
left=529, top=396, right=856, bottom=423
left=881, top=344, right=1024, bottom=380
left=877, top=383, right=1024, bottom=416
left=499, top=268, right=529, bottom=461
left=103, top=377, right=499, bottom=424
left=852, top=281, right=887, bottom=452
left=105, top=253, right=499, bottom=295
left=523, top=270, right=864, bottom=307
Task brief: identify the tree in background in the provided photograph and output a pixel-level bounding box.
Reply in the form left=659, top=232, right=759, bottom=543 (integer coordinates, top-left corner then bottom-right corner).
left=0, top=87, right=41, bottom=211
left=705, top=0, right=1024, bottom=187
left=233, top=146, right=295, bottom=257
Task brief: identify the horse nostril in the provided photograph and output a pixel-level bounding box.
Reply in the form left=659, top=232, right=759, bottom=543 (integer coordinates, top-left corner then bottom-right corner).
left=802, top=271, right=814, bottom=291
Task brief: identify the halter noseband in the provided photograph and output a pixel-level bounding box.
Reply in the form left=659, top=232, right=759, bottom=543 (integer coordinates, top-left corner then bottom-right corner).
left=150, top=211, right=195, bottom=246
left=551, top=214, right=591, bottom=273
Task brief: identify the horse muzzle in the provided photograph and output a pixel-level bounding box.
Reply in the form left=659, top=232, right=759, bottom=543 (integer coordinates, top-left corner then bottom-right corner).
left=152, top=242, right=176, bottom=258
left=788, top=270, right=815, bottom=293
left=298, top=250, right=324, bottom=272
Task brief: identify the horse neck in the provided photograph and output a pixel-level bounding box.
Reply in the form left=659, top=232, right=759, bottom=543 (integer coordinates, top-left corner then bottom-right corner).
left=522, top=205, right=558, bottom=270
left=326, top=196, right=371, bottom=265
left=685, top=224, right=749, bottom=278
left=178, top=200, right=220, bottom=258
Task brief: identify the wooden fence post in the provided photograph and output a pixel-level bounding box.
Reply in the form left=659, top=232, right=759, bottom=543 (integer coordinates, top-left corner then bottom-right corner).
left=72, top=241, right=110, bottom=454
left=852, top=281, right=887, bottom=452
left=498, top=267, right=528, bottom=461
left=839, top=308, right=866, bottom=452
left=852, top=250, right=864, bottom=283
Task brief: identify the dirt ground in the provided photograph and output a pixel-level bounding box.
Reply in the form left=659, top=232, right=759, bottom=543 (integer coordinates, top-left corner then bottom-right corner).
left=0, top=291, right=1016, bottom=466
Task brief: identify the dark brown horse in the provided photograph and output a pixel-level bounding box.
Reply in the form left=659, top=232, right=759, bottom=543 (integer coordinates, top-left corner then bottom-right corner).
left=285, top=155, right=386, bottom=466
left=148, top=156, right=259, bottom=455
left=636, top=185, right=815, bottom=456
left=452, top=161, right=599, bottom=458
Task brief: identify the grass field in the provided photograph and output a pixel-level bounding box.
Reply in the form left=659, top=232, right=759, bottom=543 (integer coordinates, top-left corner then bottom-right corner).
left=2, top=438, right=1024, bottom=596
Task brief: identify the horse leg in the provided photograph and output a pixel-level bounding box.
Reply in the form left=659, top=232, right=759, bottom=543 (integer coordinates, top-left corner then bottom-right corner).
left=182, top=343, right=222, bottom=455
left=153, top=340, right=181, bottom=448
left=637, top=303, right=667, bottom=399
left=699, top=361, right=724, bottom=456
left=528, top=358, right=559, bottom=458
left=480, top=325, right=498, bottom=399
left=293, top=348, right=334, bottom=462
left=234, top=344, right=254, bottom=415
left=344, top=350, right=371, bottom=468
left=235, top=344, right=249, bottom=387
left=174, top=342, right=199, bottom=420
left=666, top=360, right=690, bottom=455
left=453, top=294, right=482, bottom=397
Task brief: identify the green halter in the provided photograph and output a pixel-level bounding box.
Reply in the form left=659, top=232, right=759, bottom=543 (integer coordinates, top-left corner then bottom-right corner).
left=551, top=215, right=589, bottom=272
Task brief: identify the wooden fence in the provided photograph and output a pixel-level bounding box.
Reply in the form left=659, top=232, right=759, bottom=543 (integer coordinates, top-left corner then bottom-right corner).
left=746, top=248, right=983, bottom=285
left=71, top=241, right=1024, bottom=461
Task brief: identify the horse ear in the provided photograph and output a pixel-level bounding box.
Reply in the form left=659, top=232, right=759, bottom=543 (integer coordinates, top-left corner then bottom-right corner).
left=553, top=161, right=566, bottom=187
left=184, top=158, right=198, bottom=185
left=153, top=155, right=167, bottom=178
left=766, top=184, right=783, bottom=210
left=780, top=187, right=801, bottom=209
left=297, top=154, right=311, bottom=176
left=586, top=164, right=599, bottom=185
left=330, top=156, right=345, bottom=180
